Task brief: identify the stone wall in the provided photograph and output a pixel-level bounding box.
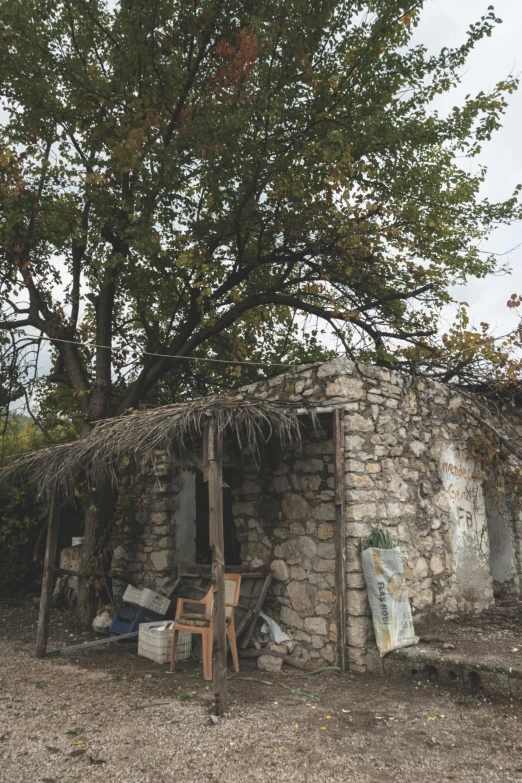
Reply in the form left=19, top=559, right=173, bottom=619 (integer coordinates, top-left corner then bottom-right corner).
left=111, top=458, right=195, bottom=603
left=236, top=357, right=520, bottom=669
left=229, top=420, right=338, bottom=664
left=110, top=357, right=522, bottom=671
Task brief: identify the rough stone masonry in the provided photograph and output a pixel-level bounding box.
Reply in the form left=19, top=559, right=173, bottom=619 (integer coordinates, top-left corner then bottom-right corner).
left=111, top=358, right=522, bottom=672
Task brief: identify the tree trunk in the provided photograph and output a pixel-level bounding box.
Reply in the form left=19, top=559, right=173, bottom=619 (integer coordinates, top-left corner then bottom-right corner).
left=76, top=484, right=116, bottom=628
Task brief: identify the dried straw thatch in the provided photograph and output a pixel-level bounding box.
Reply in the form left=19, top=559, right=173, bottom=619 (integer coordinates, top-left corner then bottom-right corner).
left=1, top=394, right=315, bottom=499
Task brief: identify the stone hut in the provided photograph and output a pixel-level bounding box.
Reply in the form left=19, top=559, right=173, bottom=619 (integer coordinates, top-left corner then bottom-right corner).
left=111, top=358, right=522, bottom=671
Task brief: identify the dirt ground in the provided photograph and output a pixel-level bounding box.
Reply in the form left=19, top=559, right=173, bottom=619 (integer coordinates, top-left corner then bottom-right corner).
left=1, top=603, right=522, bottom=783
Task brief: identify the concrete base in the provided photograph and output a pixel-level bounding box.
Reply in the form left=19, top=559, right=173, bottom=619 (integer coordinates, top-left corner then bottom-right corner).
left=366, top=642, right=522, bottom=700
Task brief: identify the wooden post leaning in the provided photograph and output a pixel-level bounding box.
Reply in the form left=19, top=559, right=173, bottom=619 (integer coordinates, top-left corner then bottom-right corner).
left=36, top=490, right=60, bottom=658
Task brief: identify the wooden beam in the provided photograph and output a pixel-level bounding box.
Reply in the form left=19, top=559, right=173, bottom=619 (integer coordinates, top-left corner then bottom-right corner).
left=47, top=632, right=138, bottom=656
left=207, top=417, right=228, bottom=715
left=333, top=408, right=347, bottom=671
left=240, top=573, right=272, bottom=649
left=36, top=492, right=60, bottom=658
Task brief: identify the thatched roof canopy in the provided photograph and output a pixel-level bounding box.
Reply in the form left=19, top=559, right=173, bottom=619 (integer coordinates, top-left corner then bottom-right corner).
left=1, top=394, right=315, bottom=499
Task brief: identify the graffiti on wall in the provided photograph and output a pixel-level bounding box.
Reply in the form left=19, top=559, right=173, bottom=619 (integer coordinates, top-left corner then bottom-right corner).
left=439, top=444, right=490, bottom=599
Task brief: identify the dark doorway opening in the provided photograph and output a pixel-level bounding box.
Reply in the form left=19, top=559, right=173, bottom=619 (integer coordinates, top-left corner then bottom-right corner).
left=194, top=469, right=241, bottom=565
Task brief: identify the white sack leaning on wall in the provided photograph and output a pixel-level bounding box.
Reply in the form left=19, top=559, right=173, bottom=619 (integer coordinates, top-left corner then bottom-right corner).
left=361, top=547, right=418, bottom=656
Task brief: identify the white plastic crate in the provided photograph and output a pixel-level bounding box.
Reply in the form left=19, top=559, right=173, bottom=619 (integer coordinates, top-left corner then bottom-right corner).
left=122, top=585, right=170, bottom=616
left=138, top=621, right=191, bottom=664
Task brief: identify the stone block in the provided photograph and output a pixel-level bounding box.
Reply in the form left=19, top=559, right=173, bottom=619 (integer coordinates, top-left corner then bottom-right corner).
left=281, top=494, right=310, bottom=521
left=317, top=542, right=335, bottom=559
left=345, top=473, right=374, bottom=488
left=345, top=434, right=366, bottom=450
left=345, top=503, right=377, bottom=522
left=321, top=644, right=336, bottom=663
left=258, top=655, right=283, bottom=673
left=317, top=357, right=355, bottom=378
left=347, top=646, right=367, bottom=669
left=287, top=580, right=312, bottom=612
left=312, top=557, right=335, bottom=573
left=347, top=615, right=373, bottom=648
left=290, top=565, right=307, bottom=580
left=305, top=439, right=334, bottom=455
left=315, top=603, right=332, bottom=615
left=412, top=588, right=433, bottom=610
left=294, top=458, right=324, bottom=473
left=283, top=536, right=317, bottom=560
left=317, top=589, right=335, bottom=603
left=346, top=572, right=365, bottom=589
left=280, top=605, right=304, bottom=629
left=412, top=557, right=429, bottom=580
left=270, top=475, right=290, bottom=494
left=430, top=553, right=444, bottom=575
left=270, top=559, right=290, bottom=582
left=347, top=588, right=370, bottom=616
left=326, top=377, right=365, bottom=400
left=266, top=641, right=289, bottom=656
left=317, top=522, right=334, bottom=540
left=239, top=480, right=262, bottom=495
left=345, top=459, right=366, bottom=473
left=357, top=364, right=391, bottom=382
left=345, top=413, right=374, bottom=433
left=346, top=489, right=384, bottom=503
left=304, top=616, right=328, bottom=635
left=150, top=550, right=172, bottom=571
left=314, top=503, right=336, bottom=521
left=346, top=541, right=362, bottom=571
left=409, top=440, right=426, bottom=456
left=232, top=501, right=257, bottom=517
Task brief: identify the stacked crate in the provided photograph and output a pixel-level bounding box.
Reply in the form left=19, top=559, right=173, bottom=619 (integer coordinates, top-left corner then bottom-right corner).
left=110, top=586, right=171, bottom=635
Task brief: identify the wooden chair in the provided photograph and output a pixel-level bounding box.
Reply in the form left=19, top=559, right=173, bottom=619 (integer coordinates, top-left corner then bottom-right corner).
left=170, top=574, right=242, bottom=680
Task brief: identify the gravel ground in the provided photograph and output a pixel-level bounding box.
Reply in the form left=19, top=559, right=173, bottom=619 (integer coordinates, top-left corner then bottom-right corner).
left=1, top=604, right=522, bottom=783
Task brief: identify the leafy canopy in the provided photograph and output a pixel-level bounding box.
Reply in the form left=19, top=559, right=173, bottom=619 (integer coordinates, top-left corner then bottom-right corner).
left=0, top=0, right=520, bottom=425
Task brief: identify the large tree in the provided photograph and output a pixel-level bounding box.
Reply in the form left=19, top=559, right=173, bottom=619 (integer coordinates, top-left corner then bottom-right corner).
left=0, top=0, right=520, bottom=618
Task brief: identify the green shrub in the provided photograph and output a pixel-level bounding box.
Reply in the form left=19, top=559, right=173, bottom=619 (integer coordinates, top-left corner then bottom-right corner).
left=358, top=525, right=395, bottom=552
left=0, top=483, right=45, bottom=595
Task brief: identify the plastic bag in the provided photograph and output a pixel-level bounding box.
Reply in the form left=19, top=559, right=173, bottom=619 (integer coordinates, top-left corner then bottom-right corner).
left=251, top=610, right=295, bottom=652
left=361, top=546, right=418, bottom=657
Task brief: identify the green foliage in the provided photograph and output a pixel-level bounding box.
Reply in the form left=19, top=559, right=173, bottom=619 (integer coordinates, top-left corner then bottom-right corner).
left=0, top=481, right=44, bottom=594
left=0, top=414, right=77, bottom=594
left=358, top=525, right=395, bottom=552
left=0, top=0, right=520, bottom=426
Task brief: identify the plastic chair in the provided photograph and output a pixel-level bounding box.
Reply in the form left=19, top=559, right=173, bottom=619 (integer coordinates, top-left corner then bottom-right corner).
left=170, top=574, right=242, bottom=680
left=224, top=573, right=241, bottom=674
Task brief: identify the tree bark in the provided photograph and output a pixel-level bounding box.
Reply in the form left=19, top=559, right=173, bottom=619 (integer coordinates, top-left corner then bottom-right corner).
left=36, top=494, right=60, bottom=658
left=76, top=484, right=116, bottom=628
left=208, top=418, right=228, bottom=716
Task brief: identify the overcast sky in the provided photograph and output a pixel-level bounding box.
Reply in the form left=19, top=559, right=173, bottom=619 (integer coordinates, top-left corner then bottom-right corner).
left=414, top=0, right=522, bottom=336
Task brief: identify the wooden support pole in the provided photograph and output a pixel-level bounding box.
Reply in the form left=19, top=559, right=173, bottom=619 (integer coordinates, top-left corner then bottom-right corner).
left=36, top=492, right=60, bottom=659
left=333, top=409, right=347, bottom=670
left=240, top=573, right=272, bottom=649
left=207, top=417, right=228, bottom=715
